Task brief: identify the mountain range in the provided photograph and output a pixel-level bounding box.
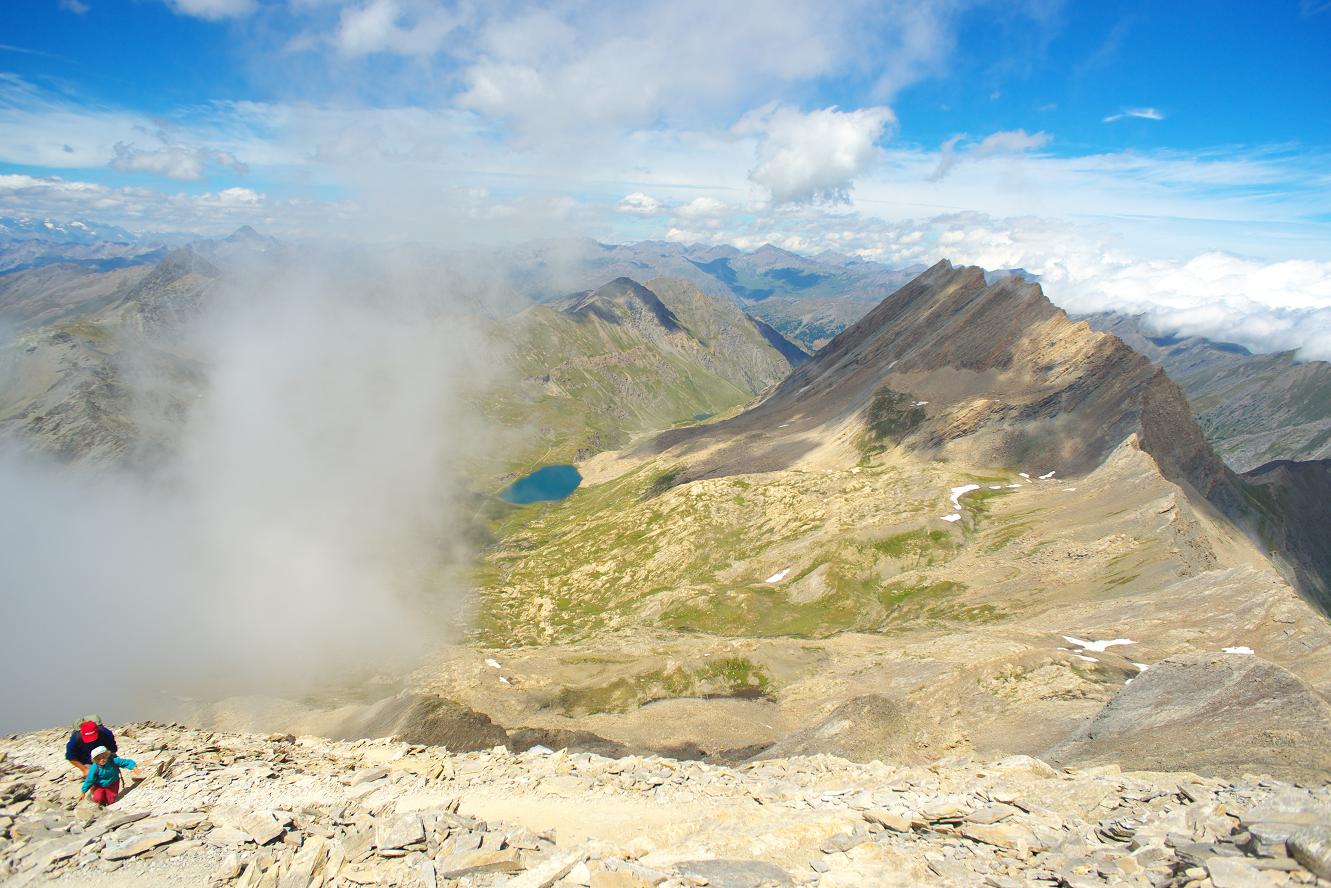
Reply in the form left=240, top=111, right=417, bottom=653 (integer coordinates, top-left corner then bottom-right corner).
left=3, top=230, right=1331, bottom=785
left=470, top=260, right=1331, bottom=781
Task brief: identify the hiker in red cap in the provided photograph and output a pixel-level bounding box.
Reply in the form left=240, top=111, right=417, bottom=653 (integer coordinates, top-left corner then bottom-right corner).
left=65, top=715, right=118, bottom=778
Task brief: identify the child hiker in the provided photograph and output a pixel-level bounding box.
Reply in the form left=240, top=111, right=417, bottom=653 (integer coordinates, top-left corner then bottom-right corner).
left=81, top=746, right=136, bottom=806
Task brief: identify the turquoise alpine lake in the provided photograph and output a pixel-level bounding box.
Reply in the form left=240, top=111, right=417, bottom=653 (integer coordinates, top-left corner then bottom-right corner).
left=500, top=464, right=582, bottom=504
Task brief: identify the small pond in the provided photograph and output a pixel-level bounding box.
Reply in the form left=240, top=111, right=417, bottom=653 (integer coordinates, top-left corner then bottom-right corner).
left=500, top=464, right=582, bottom=504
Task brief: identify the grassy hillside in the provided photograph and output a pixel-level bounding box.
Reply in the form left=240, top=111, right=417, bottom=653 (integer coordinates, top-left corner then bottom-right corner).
left=484, top=277, right=804, bottom=475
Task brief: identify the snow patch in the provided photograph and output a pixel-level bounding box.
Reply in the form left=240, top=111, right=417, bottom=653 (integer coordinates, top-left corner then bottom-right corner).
left=498, top=676, right=512, bottom=685
left=1038, top=470, right=1057, bottom=480
left=1223, top=646, right=1255, bottom=655
left=485, top=658, right=502, bottom=669
left=940, top=513, right=962, bottom=523
left=912, top=400, right=929, bottom=407
left=949, top=484, right=981, bottom=509
left=1076, top=654, right=1098, bottom=663
left=1061, top=487, right=1078, bottom=492
left=1019, top=473, right=1031, bottom=479
left=1062, top=635, right=1136, bottom=653
left=1133, top=663, right=1149, bottom=671
left=765, top=568, right=791, bottom=584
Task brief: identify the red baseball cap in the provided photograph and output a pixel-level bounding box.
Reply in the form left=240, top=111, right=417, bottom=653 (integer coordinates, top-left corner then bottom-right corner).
left=79, top=720, right=99, bottom=743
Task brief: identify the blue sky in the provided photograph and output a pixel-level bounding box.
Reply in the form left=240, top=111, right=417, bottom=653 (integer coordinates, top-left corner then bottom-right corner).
left=2, top=0, right=1331, bottom=355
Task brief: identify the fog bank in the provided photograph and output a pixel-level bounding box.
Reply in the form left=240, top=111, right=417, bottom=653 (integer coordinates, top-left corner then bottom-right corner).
left=0, top=257, right=499, bottom=733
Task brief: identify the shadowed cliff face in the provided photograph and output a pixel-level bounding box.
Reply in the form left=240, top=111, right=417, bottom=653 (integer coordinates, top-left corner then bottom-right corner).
left=1241, top=459, right=1331, bottom=613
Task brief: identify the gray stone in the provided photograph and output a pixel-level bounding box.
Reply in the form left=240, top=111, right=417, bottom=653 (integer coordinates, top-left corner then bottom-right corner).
left=87, top=810, right=150, bottom=836
left=1205, top=857, right=1276, bottom=888
left=674, top=858, right=793, bottom=887
left=434, top=848, right=524, bottom=878
left=102, top=829, right=178, bottom=860
left=505, top=849, right=588, bottom=888
left=351, top=767, right=389, bottom=786
left=375, top=813, right=425, bottom=850
left=1289, top=824, right=1331, bottom=879
left=820, top=832, right=858, bottom=853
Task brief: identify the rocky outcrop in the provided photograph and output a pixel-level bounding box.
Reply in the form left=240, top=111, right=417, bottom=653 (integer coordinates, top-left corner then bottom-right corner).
left=5, top=721, right=1331, bottom=887
left=753, top=695, right=915, bottom=764
left=1048, top=653, right=1331, bottom=782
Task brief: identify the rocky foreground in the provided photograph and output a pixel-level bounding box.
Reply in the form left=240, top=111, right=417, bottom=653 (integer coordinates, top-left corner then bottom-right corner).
left=2, top=723, right=1330, bottom=887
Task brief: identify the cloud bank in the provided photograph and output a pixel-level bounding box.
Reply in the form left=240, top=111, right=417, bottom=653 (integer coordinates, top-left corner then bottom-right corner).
left=0, top=255, right=498, bottom=733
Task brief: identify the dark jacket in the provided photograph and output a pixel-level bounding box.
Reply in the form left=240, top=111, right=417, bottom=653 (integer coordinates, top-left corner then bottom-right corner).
left=65, top=726, right=117, bottom=764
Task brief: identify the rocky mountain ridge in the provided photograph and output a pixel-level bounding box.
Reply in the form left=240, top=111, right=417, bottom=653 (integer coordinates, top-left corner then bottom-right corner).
left=1082, top=313, right=1331, bottom=473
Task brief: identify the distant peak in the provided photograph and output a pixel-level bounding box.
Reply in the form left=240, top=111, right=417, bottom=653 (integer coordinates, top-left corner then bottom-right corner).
left=564, top=277, right=681, bottom=332
left=227, top=225, right=261, bottom=241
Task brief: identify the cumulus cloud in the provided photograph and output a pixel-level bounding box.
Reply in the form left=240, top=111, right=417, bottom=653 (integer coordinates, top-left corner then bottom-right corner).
left=1104, top=107, right=1166, bottom=123
left=617, top=192, right=661, bottom=215
left=740, top=104, right=895, bottom=205
left=163, top=0, right=256, bottom=20
left=928, top=128, right=1051, bottom=181
left=110, top=140, right=248, bottom=181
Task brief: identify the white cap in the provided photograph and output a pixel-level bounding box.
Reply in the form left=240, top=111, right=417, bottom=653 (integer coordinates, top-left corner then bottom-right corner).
left=89, top=746, right=109, bottom=759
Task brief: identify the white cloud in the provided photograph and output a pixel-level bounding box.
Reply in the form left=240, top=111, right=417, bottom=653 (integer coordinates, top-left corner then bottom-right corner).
left=59, top=0, right=90, bottom=14
left=928, top=128, right=1050, bottom=181
left=110, top=140, right=248, bottom=181
left=0, top=173, right=279, bottom=233
left=454, top=2, right=896, bottom=134
left=741, top=104, right=895, bottom=205
left=163, top=0, right=256, bottom=20
left=675, top=197, right=728, bottom=219
left=1104, top=107, right=1166, bottom=123
left=617, top=192, right=661, bottom=215
left=197, top=186, right=264, bottom=207
left=640, top=204, right=1331, bottom=360
left=334, top=0, right=457, bottom=57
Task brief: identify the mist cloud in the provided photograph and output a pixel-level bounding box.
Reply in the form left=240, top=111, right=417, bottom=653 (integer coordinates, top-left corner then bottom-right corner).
left=0, top=256, right=500, bottom=733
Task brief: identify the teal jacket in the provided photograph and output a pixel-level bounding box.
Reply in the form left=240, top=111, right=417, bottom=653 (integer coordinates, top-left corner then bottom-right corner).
left=81, top=757, right=135, bottom=792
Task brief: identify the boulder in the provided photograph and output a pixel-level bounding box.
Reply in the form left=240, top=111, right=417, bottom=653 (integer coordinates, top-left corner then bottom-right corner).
left=1289, top=825, right=1331, bottom=879
left=1047, top=653, right=1331, bottom=782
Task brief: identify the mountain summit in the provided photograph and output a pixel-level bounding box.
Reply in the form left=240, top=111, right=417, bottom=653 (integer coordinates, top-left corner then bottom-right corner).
left=642, top=261, right=1231, bottom=500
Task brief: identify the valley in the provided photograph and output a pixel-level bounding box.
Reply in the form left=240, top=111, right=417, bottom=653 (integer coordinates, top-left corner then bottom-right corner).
left=3, top=235, right=1330, bottom=887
